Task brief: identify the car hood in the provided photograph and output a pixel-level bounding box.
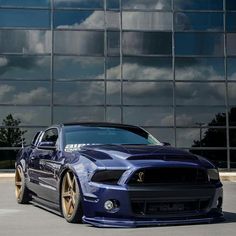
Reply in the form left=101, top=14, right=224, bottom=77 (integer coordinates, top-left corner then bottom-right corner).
left=79, top=144, right=214, bottom=169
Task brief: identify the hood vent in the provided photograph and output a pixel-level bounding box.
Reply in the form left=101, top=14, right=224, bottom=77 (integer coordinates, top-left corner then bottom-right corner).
left=127, top=155, right=198, bottom=162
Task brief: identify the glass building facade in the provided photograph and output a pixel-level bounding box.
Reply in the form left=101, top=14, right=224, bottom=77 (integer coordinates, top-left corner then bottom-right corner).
left=0, top=0, right=236, bottom=169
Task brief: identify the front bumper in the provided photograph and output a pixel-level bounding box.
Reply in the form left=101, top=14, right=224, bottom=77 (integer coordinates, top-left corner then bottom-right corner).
left=82, top=183, right=224, bottom=228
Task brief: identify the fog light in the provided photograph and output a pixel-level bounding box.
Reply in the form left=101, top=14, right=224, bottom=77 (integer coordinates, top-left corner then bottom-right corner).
left=104, top=200, right=114, bottom=211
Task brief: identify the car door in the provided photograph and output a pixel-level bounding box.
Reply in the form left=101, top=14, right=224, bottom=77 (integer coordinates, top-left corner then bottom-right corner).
left=28, top=128, right=61, bottom=203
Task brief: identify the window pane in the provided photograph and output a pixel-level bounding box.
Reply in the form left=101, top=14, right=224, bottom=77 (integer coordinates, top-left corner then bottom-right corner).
left=0, top=9, right=50, bottom=28
left=123, top=12, right=172, bottom=31
left=106, top=107, right=121, bottom=123
left=230, top=129, right=236, bottom=147
left=226, top=13, right=236, bottom=32
left=176, top=128, right=227, bottom=148
left=229, top=107, right=236, bottom=126
left=174, top=0, right=223, bottom=10
left=54, top=31, right=104, bottom=55
left=228, top=58, right=236, bottom=81
left=106, top=11, right=120, bottom=30
left=0, top=106, right=50, bottom=126
left=0, top=150, right=18, bottom=169
left=123, top=57, right=173, bottom=81
left=124, top=107, right=173, bottom=126
left=54, top=56, right=104, bottom=80
left=175, top=12, right=223, bottom=31
left=54, top=10, right=104, bottom=29
left=0, top=30, right=51, bottom=54
left=106, top=57, right=120, bottom=80
left=0, top=0, right=49, bottom=7
left=122, top=0, right=171, bottom=10
left=0, top=81, right=50, bottom=105
left=54, top=0, right=104, bottom=9
left=230, top=150, right=236, bottom=168
left=176, top=82, right=226, bottom=105
left=176, top=107, right=226, bottom=126
left=227, top=34, right=236, bottom=56
left=53, top=107, right=105, bottom=123
left=228, top=83, right=236, bottom=105
left=0, top=56, right=50, bottom=80
left=107, top=31, right=120, bottom=56
left=175, top=33, right=224, bottom=56
left=54, top=82, right=105, bottom=105
left=107, top=82, right=121, bottom=105
left=123, top=32, right=172, bottom=55
left=123, top=82, right=173, bottom=105
left=175, top=57, right=225, bottom=81
left=226, top=0, right=236, bottom=10
left=107, top=0, right=120, bottom=9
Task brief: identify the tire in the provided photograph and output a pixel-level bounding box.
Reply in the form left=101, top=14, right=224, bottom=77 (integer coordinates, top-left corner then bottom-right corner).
left=15, top=165, right=31, bottom=204
left=61, top=171, right=83, bottom=223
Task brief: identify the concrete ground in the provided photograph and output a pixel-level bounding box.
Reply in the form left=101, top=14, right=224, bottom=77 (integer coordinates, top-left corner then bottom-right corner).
left=0, top=179, right=236, bottom=236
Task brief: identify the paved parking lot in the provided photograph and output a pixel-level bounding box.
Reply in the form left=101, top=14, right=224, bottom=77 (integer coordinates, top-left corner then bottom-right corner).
left=0, top=179, right=236, bottom=236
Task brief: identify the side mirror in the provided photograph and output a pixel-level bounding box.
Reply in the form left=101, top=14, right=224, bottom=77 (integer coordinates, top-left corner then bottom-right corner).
left=38, top=141, right=56, bottom=151
left=162, top=142, right=171, bottom=146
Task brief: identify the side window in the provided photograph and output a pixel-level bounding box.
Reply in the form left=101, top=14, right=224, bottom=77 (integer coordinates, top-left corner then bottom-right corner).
left=31, top=131, right=42, bottom=146
left=41, top=129, right=58, bottom=144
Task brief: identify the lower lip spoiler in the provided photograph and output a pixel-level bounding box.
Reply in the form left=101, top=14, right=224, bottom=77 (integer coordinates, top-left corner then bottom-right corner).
left=82, top=215, right=224, bottom=228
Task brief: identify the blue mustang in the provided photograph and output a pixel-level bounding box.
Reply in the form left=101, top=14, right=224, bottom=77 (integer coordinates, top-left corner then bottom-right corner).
left=15, top=123, right=224, bottom=227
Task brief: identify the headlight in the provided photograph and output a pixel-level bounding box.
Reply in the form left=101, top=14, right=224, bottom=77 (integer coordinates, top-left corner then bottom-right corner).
left=207, top=169, right=220, bottom=181
left=91, top=170, right=125, bottom=185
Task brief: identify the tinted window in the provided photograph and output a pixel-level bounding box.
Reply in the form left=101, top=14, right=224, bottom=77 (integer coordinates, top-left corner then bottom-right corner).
left=227, top=58, right=236, bottom=80
left=228, top=83, right=236, bottom=105
left=107, top=82, right=121, bottom=105
left=226, top=13, right=236, bottom=32
left=123, top=12, right=172, bottom=31
left=123, top=32, right=172, bottom=55
left=175, top=33, right=224, bottom=56
left=123, top=0, right=171, bottom=10
left=107, top=31, right=120, bottom=56
left=41, top=129, right=58, bottom=143
left=226, top=0, right=236, bottom=10
left=174, top=0, right=223, bottom=10
left=54, top=10, right=104, bottom=29
left=106, top=11, right=120, bottom=30
left=54, top=0, right=104, bottom=9
left=54, top=31, right=104, bottom=55
left=174, top=12, right=223, bottom=31
left=0, top=0, right=49, bottom=7
left=106, top=57, right=120, bottom=80
left=107, top=0, right=120, bottom=9
left=227, top=34, right=236, bottom=56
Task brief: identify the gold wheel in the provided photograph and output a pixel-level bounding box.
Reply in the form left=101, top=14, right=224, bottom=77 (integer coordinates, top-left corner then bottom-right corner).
left=15, top=166, right=23, bottom=201
left=61, top=171, right=78, bottom=219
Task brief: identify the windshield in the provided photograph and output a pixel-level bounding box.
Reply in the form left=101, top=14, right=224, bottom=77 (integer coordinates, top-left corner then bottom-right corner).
left=63, top=125, right=161, bottom=150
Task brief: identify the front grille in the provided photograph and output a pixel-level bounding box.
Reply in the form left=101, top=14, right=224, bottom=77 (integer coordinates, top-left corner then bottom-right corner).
left=128, top=167, right=208, bottom=185
left=132, top=199, right=210, bottom=216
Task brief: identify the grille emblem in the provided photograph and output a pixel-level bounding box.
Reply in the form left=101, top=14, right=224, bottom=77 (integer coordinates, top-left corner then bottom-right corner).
left=137, top=171, right=145, bottom=183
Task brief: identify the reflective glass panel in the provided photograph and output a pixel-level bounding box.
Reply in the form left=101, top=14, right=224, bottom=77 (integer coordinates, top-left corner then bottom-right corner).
left=107, top=82, right=121, bottom=105
left=229, top=107, right=236, bottom=126
left=0, top=150, right=19, bottom=169
left=145, top=128, right=175, bottom=146
left=124, top=107, right=174, bottom=126
left=106, top=107, right=121, bottom=123
left=123, top=57, right=173, bottom=81
left=176, top=107, right=226, bottom=126
left=174, top=12, right=223, bottom=31
left=106, top=57, right=120, bottom=80
left=227, top=58, right=236, bottom=80
left=176, top=128, right=227, bottom=148
left=230, top=151, right=236, bottom=169
left=123, top=32, right=172, bottom=55
left=123, top=12, right=172, bottom=31
left=227, top=34, right=236, bottom=56
left=122, top=0, right=171, bottom=10
left=106, top=11, right=120, bottom=30
left=174, top=0, right=223, bottom=10
left=176, top=82, right=226, bottom=105
left=228, top=83, right=236, bottom=105
left=0, top=30, right=51, bottom=54
left=54, top=31, right=104, bottom=55
left=54, top=10, right=104, bottom=29
left=175, top=33, right=224, bottom=56
left=53, top=106, right=105, bottom=123
left=0, top=55, right=50, bottom=80
left=123, top=82, right=173, bottom=105
left=54, top=0, right=104, bottom=9
left=54, top=82, right=105, bottom=105
left=230, top=129, right=236, bottom=147
left=175, top=57, right=225, bottom=81
left=226, top=13, right=236, bottom=32
left=0, top=9, right=50, bottom=28
left=0, top=106, right=50, bottom=126
left=226, top=0, right=236, bottom=10
left=54, top=56, right=104, bottom=80
left=0, top=0, right=49, bottom=7
left=0, top=81, right=50, bottom=105
left=107, top=0, right=120, bottom=9
left=107, top=31, right=120, bottom=56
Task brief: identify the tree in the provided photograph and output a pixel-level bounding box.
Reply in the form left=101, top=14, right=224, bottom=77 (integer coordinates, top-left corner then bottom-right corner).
left=0, top=114, right=27, bottom=147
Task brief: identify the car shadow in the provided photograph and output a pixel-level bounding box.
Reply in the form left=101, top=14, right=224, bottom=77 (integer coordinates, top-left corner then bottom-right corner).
left=223, top=211, right=236, bottom=223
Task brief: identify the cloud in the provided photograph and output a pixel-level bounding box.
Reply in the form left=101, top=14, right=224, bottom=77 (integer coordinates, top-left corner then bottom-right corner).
left=0, top=57, right=8, bottom=67
left=0, top=85, right=15, bottom=100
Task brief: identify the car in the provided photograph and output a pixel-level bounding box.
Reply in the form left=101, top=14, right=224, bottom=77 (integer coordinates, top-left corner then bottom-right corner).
left=15, top=123, right=224, bottom=227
